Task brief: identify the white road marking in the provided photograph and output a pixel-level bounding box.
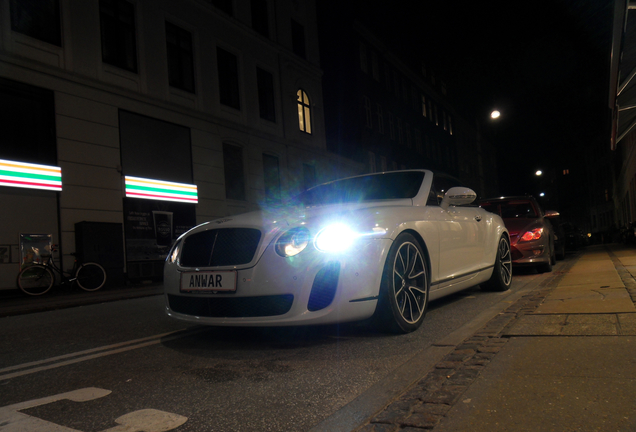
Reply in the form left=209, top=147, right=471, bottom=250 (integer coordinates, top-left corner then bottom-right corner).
left=0, top=328, right=206, bottom=381
left=0, top=388, right=187, bottom=431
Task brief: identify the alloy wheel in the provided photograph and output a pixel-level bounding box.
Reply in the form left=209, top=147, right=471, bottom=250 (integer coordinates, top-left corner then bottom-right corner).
left=392, top=242, right=427, bottom=324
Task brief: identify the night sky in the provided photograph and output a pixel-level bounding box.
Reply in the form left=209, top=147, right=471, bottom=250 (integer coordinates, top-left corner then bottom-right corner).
left=356, top=0, right=615, bottom=195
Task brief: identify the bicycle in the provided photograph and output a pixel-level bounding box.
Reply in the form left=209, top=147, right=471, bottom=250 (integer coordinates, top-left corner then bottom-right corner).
left=17, top=246, right=107, bottom=296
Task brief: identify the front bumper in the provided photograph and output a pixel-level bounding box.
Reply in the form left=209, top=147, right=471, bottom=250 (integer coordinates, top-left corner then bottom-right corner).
left=164, top=238, right=392, bottom=326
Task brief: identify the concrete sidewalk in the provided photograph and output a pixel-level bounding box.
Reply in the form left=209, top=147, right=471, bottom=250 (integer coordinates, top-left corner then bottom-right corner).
left=358, top=244, right=636, bottom=432
left=0, top=282, right=163, bottom=318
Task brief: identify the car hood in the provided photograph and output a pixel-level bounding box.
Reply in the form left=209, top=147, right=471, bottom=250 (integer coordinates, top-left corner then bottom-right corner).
left=182, top=199, right=412, bottom=255
left=502, top=217, right=544, bottom=236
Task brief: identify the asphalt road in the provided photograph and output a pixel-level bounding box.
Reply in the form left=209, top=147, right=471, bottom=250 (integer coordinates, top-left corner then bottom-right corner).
left=0, top=261, right=567, bottom=432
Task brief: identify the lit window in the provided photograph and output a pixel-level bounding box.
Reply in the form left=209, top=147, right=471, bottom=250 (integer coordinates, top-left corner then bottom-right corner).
left=297, top=89, right=311, bottom=134
left=563, top=169, right=570, bottom=175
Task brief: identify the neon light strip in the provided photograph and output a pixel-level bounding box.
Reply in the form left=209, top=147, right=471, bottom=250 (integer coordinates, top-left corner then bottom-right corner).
left=125, top=176, right=198, bottom=204
left=0, top=159, right=62, bottom=191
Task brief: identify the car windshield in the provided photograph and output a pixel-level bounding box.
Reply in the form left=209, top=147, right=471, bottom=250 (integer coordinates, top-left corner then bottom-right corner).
left=480, top=200, right=538, bottom=218
left=297, top=171, right=425, bottom=206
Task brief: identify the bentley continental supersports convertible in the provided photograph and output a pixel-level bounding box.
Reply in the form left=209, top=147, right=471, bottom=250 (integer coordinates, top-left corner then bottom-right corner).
left=164, top=170, right=512, bottom=333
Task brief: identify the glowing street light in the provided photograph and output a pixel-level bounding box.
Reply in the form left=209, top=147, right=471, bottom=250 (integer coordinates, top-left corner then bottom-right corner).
left=535, top=170, right=543, bottom=176
left=490, top=110, right=501, bottom=119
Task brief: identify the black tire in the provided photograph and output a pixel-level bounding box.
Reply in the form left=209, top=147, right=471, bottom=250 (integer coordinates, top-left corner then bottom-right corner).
left=550, top=240, right=557, bottom=265
left=376, top=233, right=429, bottom=334
left=75, top=262, right=107, bottom=291
left=17, top=265, right=54, bottom=296
left=483, top=235, right=512, bottom=292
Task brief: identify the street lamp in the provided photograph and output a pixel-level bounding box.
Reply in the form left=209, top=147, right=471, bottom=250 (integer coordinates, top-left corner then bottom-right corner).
left=535, top=170, right=542, bottom=176
left=490, top=110, right=501, bottom=119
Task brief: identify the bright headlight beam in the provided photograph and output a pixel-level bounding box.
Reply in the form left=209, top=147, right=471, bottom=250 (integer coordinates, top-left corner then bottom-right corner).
left=315, top=224, right=357, bottom=252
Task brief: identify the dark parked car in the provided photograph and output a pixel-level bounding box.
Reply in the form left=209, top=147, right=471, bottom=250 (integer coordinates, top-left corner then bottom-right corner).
left=562, top=222, right=587, bottom=250
left=478, top=196, right=558, bottom=273
left=547, top=216, right=566, bottom=260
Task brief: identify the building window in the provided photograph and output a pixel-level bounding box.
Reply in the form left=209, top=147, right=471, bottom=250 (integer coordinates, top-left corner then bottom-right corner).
left=371, top=52, right=379, bottom=81
left=443, top=111, right=448, bottom=131
left=563, top=169, right=570, bottom=175
left=297, top=89, right=312, bottom=134
left=421, top=95, right=427, bottom=118
left=217, top=47, right=240, bottom=109
left=380, top=156, right=387, bottom=172
left=257, top=68, right=275, bottom=122
left=364, top=97, right=372, bottom=128
left=10, top=0, right=61, bottom=46
left=434, top=105, right=439, bottom=126
left=223, top=143, right=245, bottom=200
left=291, top=20, right=306, bottom=59
left=448, top=116, right=453, bottom=135
left=376, top=104, right=384, bottom=134
left=251, top=0, right=269, bottom=38
left=263, top=154, right=280, bottom=203
left=427, top=100, right=432, bottom=122
left=397, top=118, right=403, bottom=145
left=359, top=42, right=368, bottom=73
left=210, top=0, right=233, bottom=16
left=166, top=22, right=195, bottom=93
left=388, top=112, right=395, bottom=140
left=99, top=0, right=137, bottom=72
left=303, top=163, right=316, bottom=190
left=415, top=129, right=422, bottom=154
left=393, top=72, right=400, bottom=98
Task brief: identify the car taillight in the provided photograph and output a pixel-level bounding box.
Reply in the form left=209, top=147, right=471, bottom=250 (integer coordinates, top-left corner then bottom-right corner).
left=520, top=228, right=543, bottom=242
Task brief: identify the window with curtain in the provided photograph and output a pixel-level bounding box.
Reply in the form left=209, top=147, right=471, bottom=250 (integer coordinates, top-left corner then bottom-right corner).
left=297, top=89, right=311, bottom=134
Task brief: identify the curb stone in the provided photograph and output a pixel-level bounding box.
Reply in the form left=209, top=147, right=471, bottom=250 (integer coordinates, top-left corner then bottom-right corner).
left=355, top=257, right=578, bottom=432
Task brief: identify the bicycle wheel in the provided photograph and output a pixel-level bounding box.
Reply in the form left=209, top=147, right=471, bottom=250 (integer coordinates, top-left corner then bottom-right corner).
left=75, top=262, right=107, bottom=291
left=18, top=265, right=54, bottom=295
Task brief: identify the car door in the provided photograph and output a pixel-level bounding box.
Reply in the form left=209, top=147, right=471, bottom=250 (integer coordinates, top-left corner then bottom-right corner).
left=429, top=175, right=486, bottom=283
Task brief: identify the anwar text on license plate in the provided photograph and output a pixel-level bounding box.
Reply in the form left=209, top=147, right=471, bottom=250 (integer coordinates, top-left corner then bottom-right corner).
left=180, top=271, right=237, bottom=292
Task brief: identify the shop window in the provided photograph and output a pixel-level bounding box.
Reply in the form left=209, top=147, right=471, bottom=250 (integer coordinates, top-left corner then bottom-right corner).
left=166, top=22, right=195, bottom=93
left=100, top=0, right=137, bottom=72
left=10, top=0, right=61, bottom=46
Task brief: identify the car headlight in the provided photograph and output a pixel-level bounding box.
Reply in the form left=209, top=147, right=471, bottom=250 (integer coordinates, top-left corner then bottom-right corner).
left=275, top=227, right=310, bottom=257
left=315, top=223, right=357, bottom=252
left=520, top=228, right=543, bottom=242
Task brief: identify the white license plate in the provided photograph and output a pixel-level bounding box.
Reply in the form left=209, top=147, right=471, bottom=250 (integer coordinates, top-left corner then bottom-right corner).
left=180, top=271, right=237, bottom=293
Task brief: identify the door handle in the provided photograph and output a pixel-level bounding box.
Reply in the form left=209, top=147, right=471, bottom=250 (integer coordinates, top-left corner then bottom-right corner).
left=474, top=215, right=482, bottom=222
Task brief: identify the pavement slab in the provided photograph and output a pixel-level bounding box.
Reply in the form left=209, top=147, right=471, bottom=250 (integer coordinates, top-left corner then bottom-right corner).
left=535, top=286, right=635, bottom=314
left=504, top=313, right=636, bottom=336
left=434, top=336, right=636, bottom=432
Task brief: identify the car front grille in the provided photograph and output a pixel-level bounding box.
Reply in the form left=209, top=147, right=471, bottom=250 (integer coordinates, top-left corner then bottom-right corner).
left=180, top=228, right=262, bottom=267
left=168, top=294, right=294, bottom=317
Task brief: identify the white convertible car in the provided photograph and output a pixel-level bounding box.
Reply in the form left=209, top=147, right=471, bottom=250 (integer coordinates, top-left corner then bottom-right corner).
left=164, top=170, right=512, bottom=333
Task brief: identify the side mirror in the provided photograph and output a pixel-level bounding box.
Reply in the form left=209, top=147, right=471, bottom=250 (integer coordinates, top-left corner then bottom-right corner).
left=440, top=187, right=477, bottom=210
left=544, top=210, right=560, bottom=218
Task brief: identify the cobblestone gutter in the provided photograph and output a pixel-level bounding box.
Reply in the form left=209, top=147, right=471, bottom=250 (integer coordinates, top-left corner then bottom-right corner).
left=355, top=270, right=568, bottom=432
